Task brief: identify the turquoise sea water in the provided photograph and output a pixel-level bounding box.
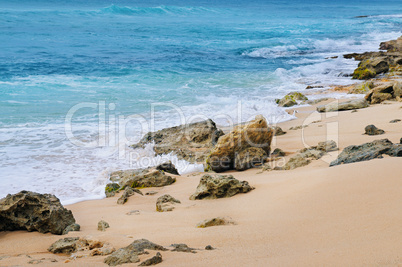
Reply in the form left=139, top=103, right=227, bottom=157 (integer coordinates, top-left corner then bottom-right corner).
left=0, top=0, right=401, bottom=203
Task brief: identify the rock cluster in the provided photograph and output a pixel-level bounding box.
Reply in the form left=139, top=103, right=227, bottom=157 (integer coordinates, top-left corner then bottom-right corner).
left=330, top=139, right=402, bottom=166
left=364, top=81, right=402, bottom=104
left=205, top=115, right=274, bottom=172
left=189, top=174, right=254, bottom=200
left=0, top=191, right=76, bottom=235
left=131, top=119, right=224, bottom=163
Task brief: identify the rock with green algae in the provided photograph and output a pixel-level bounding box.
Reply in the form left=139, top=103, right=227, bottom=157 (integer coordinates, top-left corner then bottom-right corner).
left=352, top=57, right=389, bottom=80
left=276, top=92, right=308, bottom=107
left=105, top=183, right=120, bottom=198
left=348, top=81, right=374, bottom=94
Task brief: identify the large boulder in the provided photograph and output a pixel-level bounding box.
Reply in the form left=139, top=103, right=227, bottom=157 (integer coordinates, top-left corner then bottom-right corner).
left=317, top=99, right=369, bottom=113
left=131, top=119, right=224, bottom=163
left=352, top=56, right=389, bottom=79
left=365, top=81, right=402, bottom=104
left=189, top=174, right=254, bottom=200
left=0, top=191, right=76, bottom=235
left=205, top=115, right=274, bottom=172
left=330, top=139, right=401, bottom=167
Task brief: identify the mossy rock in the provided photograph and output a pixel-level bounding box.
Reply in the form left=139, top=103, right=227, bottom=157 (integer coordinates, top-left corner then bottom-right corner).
left=277, top=92, right=308, bottom=107
left=105, top=183, right=120, bottom=198
left=352, top=67, right=376, bottom=80
left=348, top=81, right=374, bottom=94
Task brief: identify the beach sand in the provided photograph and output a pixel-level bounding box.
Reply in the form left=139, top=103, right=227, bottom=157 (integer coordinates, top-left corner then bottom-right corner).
left=1, top=98, right=401, bottom=266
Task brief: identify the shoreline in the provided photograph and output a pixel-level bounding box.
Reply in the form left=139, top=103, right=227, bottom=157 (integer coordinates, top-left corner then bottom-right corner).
left=1, top=36, right=402, bottom=266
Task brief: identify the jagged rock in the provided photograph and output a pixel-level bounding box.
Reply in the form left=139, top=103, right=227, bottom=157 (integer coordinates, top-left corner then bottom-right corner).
left=0, top=191, right=76, bottom=235
left=365, top=82, right=402, bottom=104
left=348, top=81, right=374, bottom=94
left=329, top=139, right=400, bottom=166
left=390, top=119, right=401, bottom=123
left=315, top=140, right=338, bottom=152
left=62, top=224, right=80, bottom=235
left=271, top=148, right=286, bottom=157
left=104, top=239, right=167, bottom=266
left=156, top=195, right=181, bottom=212
left=380, top=36, right=402, bottom=52
left=234, top=147, right=267, bottom=171
left=205, top=245, right=215, bottom=250
left=276, top=92, right=308, bottom=107
left=196, top=217, right=236, bottom=228
left=131, top=119, right=222, bottom=163
left=317, top=99, right=369, bottom=112
left=117, top=187, right=135, bottom=205
left=189, top=174, right=253, bottom=200
left=90, top=242, right=116, bottom=256
left=156, top=161, right=179, bottom=175
left=364, top=125, right=385, bottom=135
left=98, top=220, right=110, bottom=231
left=352, top=56, right=389, bottom=79
left=385, top=144, right=402, bottom=157
left=205, top=115, right=274, bottom=172
left=272, top=126, right=287, bottom=136
left=171, top=244, right=197, bottom=253
left=139, top=252, right=163, bottom=266
left=48, top=237, right=80, bottom=254
left=111, top=169, right=176, bottom=189
left=105, top=183, right=120, bottom=198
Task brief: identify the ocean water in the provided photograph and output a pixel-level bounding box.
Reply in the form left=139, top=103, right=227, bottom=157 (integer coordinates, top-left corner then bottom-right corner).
left=0, top=0, right=401, bottom=204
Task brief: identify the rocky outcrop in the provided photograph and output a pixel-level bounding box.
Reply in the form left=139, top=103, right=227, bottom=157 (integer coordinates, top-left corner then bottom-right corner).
left=276, top=92, right=308, bottom=107
left=205, top=115, right=274, bottom=172
left=234, top=147, right=267, bottom=171
left=98, top=220, right=110, bottom=231
left=190, top=174, right=253, bottom=200
left=330, top=139, right=401, bottom=166
left=104, top=239, right=167, bottom=266
left=110, top=169, right=176, bottom=190
left=317, top=99, right=369, bottom=112
left=156, top=195, right=181, bottom=212
left=344, top=36, right=402, bottom=79
left=196, top=217, right=236, bottom=228
left=0, top=191, right=76, bottom=235
left=131, top=119, right=223, bottom=163
left=365, top=81, right=402, bottom=104
left=364, top=125, right=385, bottom=135
left=156, top=161, right=179, bottom=175
left=171, top=244, right=197, bottom=253
left=139, top=252, right=163, bottom=266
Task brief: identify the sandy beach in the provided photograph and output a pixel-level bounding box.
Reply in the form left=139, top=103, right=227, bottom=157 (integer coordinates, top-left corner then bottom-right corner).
left=1, top=94, right=401, bottom=266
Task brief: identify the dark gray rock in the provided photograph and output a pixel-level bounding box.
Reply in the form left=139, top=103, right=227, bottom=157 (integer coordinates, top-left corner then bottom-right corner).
left=330, top=139, right=395, bottom=167
left=0, top=191, right=76, bottom=235
left=139, top=252, right=163, bottom=266
left=189, top=174, right=253, bottom=200
left=171, top=244, right=197, bottom=253
left=390, top=119, right=401, bottom=123
left=205, top=245, right=215, bottom=250
left=364, top=125, right=385, bottom=135
left=156, top=161, right=179, bottom=175
left=386, top=144, right=402, bottom=157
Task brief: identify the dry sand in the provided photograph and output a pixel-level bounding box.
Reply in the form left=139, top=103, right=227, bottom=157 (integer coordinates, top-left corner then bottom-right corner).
left=1, top=98, right=401, bottom=266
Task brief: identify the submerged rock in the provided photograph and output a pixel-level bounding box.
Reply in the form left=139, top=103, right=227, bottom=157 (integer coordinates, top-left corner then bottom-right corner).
left=131, top=119, right=222, bottom=163
left=329, top=139, right=400, bottom=166
left=189, top=174, right=253, bottom=200
left=196, top=217, right=236, bottom=228
left=364, top=125, right=385, bottom=135
left=276, top=92, right=308, bottom=107
left=0, top=191, right=76, bottom=235
left=139, top=252, right=163, bottom=266
left=156, top=161, right=179, bottom=175
left=205, top=115, right=274, bottom=172
left=156, top=194, right=181, bottom=212
left=317, top=99, right=369, bottom=112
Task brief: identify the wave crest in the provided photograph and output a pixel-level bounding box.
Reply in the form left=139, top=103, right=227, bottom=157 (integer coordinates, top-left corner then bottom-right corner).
left=100, top=4, right=217, bottom=16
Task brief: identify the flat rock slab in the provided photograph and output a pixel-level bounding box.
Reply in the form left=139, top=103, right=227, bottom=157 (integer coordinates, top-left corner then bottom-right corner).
left=317, top=99, right=369, bottom=113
